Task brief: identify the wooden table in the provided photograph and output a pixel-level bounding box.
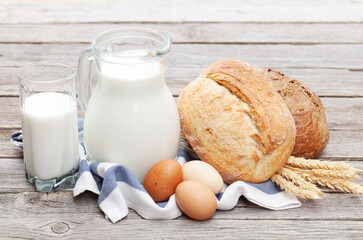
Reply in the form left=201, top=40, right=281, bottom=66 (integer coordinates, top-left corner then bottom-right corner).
left=1, top=1, right=362, bottom=239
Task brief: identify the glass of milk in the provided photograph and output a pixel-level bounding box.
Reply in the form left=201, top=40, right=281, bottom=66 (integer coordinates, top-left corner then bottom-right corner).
left=18, top=62, right=80, bottom=192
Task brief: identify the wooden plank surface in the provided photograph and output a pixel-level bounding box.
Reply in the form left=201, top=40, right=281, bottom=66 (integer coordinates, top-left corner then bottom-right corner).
left=0, top=0, right=362, bottom=239
left=0, top=129, right=22, bottom=158
left=2, top=23, right=363, bottom=44
left=1, top=218, right=362, bottom=239
left=1, top=0, right=363, bottom=23
left=2, top=43, right=363, bottom=69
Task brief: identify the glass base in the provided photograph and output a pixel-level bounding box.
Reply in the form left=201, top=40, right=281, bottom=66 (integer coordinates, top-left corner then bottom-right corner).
left=25, top=168, right=78, bottom=192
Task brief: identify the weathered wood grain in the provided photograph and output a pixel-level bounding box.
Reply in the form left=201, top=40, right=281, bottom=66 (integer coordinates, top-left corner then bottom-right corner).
left=2, top=23, right=363, bottom=44
left=2, top=43, right=363, bottom=70
left=1, top=217, right=362, bottom=239
left=1, top=189, right=363, bottom=221
left=0, top=129, right=22, bottom=158
left=0, top=216, right=362, bottom=239
left=322, top=98, right=363, bottom=131
left=170, top=44, right=363, bottom=70
left=2, top=66, right=363, bottom=97
left=1, top=0, right=363, bottom=24
left=0, top=97, right=21, bottom=127
left=318, top=130, right=363, bottom=159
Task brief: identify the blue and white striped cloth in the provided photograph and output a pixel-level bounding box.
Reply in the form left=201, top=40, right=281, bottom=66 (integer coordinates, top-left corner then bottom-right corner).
left=12, top=119, right=301, bottom=223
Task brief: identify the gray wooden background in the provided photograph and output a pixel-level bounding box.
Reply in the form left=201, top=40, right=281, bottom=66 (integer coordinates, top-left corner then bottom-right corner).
left=0, top=0, right=362, bottom=239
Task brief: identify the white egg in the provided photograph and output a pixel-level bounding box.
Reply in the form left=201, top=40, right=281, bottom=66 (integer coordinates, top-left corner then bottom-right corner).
left=182, top=160, right=224, bottom=194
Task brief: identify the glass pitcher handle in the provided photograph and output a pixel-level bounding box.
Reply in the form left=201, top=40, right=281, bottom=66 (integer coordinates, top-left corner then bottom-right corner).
left=77, top=47, right=94, bottom=112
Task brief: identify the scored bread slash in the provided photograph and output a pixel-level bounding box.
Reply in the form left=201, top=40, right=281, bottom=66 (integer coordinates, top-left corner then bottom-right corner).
left=178, top=59, right=296, bottom=184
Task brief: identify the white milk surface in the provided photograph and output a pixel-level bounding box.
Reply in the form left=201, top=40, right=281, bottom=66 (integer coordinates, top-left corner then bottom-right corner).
left=22, top=92, right=79, bottom=180
left=84, top=57, right=180, bottom=182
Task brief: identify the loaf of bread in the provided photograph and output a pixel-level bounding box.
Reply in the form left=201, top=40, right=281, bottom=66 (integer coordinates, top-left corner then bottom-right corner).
left=261, top=68, right=329, bottom=158
left=178, top=59, right=296, bottom=184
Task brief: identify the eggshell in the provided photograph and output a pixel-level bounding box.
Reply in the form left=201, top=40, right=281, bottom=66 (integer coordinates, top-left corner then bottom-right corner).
left=182, top=160, right=224, bottom=194
left=143, top=159, right=183, bottom=203
left=175, top=180, right=217, bottom=221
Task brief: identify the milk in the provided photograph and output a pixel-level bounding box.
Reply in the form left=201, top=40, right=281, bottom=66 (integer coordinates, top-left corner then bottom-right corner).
left=83, top=57, right=181, bottom=182
left=22, top=92, right=79, bottom=180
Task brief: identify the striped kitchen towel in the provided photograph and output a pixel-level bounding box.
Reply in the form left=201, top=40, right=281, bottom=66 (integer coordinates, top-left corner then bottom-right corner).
left=11, top=119, right=301, bottom=223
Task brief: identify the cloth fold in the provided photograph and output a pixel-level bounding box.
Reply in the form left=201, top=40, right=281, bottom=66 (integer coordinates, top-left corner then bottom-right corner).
left=11, top=118, right=301, bottom=223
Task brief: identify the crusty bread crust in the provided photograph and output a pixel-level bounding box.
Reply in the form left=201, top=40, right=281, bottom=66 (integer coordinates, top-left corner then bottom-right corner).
left=262, top=69, right=329, bottom=158
left=178, top=59, right=296, bottom=184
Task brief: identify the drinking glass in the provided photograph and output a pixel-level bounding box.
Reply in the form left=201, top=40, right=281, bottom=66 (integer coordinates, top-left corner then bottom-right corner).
left=18, top=62, right=80, bottom=192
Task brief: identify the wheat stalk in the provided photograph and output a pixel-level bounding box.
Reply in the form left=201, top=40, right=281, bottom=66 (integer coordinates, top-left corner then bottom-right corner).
left=271, top=174, right=322, bottom=199
left=311, top=169, right=360, bottom=180
left=180, top=144, right=195, bottom=153
left=180, top=138, right=189, bottom=144
left=278, top=167, right=323, bottom=196
left=288, top=167, right=363, bottom=195
left=180, top=133, right=187, bottom=140
left=287, top=156, right=360, bottom=173
left=179, top=133, right=194, bottom=152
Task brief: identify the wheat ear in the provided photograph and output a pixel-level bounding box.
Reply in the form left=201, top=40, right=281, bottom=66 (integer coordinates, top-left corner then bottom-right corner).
left=286, top=156, right=360, bottom=173
left=289, top=167, right=363, bottom=195
left=180, top=144, right=195, bottom=153
left=311, top=169, right=360, bottom=180
left=271, top=173, right=322, bottom=199
left=278, top=167, right=323, bottom=196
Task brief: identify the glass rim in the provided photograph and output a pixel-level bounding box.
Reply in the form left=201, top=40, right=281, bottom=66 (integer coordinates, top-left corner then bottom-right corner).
left=91, top=27, right=172, bottom=57
left=18, top=61, right=76, bottom=84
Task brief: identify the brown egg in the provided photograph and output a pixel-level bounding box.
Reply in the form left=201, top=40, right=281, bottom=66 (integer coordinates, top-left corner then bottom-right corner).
left=143, top=159, right=183, bottom=203
left=175, top=180, right=217, bottom=221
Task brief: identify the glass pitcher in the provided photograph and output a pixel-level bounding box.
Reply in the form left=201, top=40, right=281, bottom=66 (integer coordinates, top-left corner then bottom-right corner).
left=78, top=27, right=180, bottom=183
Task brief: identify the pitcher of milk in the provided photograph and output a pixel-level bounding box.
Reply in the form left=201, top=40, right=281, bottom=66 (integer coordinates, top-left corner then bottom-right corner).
left=78, top=27, right=180, bottom=182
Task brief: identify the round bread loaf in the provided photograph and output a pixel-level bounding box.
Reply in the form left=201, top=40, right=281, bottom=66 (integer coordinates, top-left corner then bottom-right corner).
left=178, top=59, right=296, bottom=184
left=262, top=69, right=329, bottom=158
